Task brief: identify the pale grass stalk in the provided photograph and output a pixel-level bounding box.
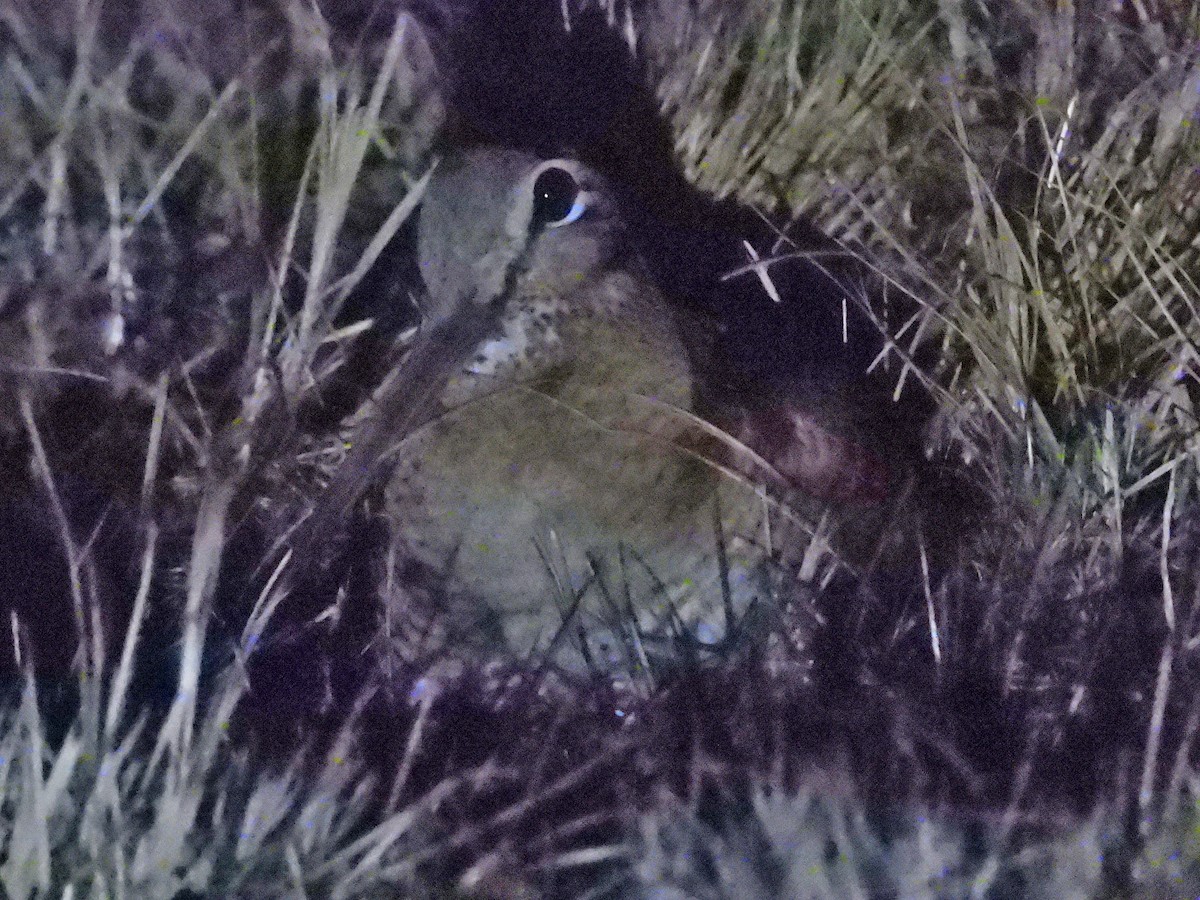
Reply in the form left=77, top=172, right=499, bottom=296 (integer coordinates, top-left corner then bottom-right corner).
left=822, top=797, right=870, bottom=900
left=97, top=374, right=168, bottom=739
left=972, top=748, right=1036, bottom=900
left=257, top=135, right=318, bottom=376
left=1139, top=640, right=1175, bottom=837
left=1162, top=692, right=1200, bottom=825
left=239, top=548, right=294, bottom=658
left=141, top=372, right=169, bottom=507
left=533, top=843, right=628, bottom=871
left=283, top=7, right=416, bottom=394
left=320, top=160, right=436, bottom=307
left=4, top=54, right=46, bottom=109
left=1160, top=466, right=1177, bottom=631
left=236, top=767, right=304, bottom=864
left=286, top=842, right=310, bottom=899
left=384, top=678, right=436, bottom=812
left=37, top=0, right=98, bottom=257
left=814, top=186, right=965, bottom=387
left=143, top=478, right=236, bottom=789
left=1099, top=407, right=1124, bottom=560
left=319, top=316, right=377, bottom=346
left=80, top=715, right=148, bottom=889
left=321, top=766, right=518, bottom=895
left=103, top=524, right=158, bottom=741
left=921, top=539, right=939, bottom=667
left=131, top=78, right=242, bottom=226
left=0, top=681, right=51, bottom=899
left=17, top=393, right=90, bottom=672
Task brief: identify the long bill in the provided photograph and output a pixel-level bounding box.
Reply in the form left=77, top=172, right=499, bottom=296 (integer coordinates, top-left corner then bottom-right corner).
left=292, top=295, right=504, bottom=567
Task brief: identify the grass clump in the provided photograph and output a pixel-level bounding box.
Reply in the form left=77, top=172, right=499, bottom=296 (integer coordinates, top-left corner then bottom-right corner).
left=1, top=0, right=1199, bottom=897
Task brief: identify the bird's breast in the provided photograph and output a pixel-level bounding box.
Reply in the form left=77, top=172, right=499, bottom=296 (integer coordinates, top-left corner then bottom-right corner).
left=389, top=300, right=709, bottom=559
left=382, top=285, right=773, bottom=660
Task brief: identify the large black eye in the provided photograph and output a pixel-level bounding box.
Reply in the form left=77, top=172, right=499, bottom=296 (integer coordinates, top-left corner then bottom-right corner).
left=531, top=166, right=585, bottom=229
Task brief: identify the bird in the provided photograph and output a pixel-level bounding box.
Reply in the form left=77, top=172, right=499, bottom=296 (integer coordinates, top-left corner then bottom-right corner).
left=300, top=145, right=893, bottom=673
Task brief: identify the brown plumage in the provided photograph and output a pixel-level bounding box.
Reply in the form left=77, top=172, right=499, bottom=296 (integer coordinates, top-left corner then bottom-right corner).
left=305, top=147, right=891, bottom=669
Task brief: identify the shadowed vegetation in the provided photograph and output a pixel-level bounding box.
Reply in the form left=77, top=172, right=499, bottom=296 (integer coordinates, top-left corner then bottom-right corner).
left=0, top=0, right=1198, bottom=896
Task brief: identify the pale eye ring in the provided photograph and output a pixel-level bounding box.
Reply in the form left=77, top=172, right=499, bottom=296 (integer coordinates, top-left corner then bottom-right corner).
left=551, top=197, right=587, bottom=227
